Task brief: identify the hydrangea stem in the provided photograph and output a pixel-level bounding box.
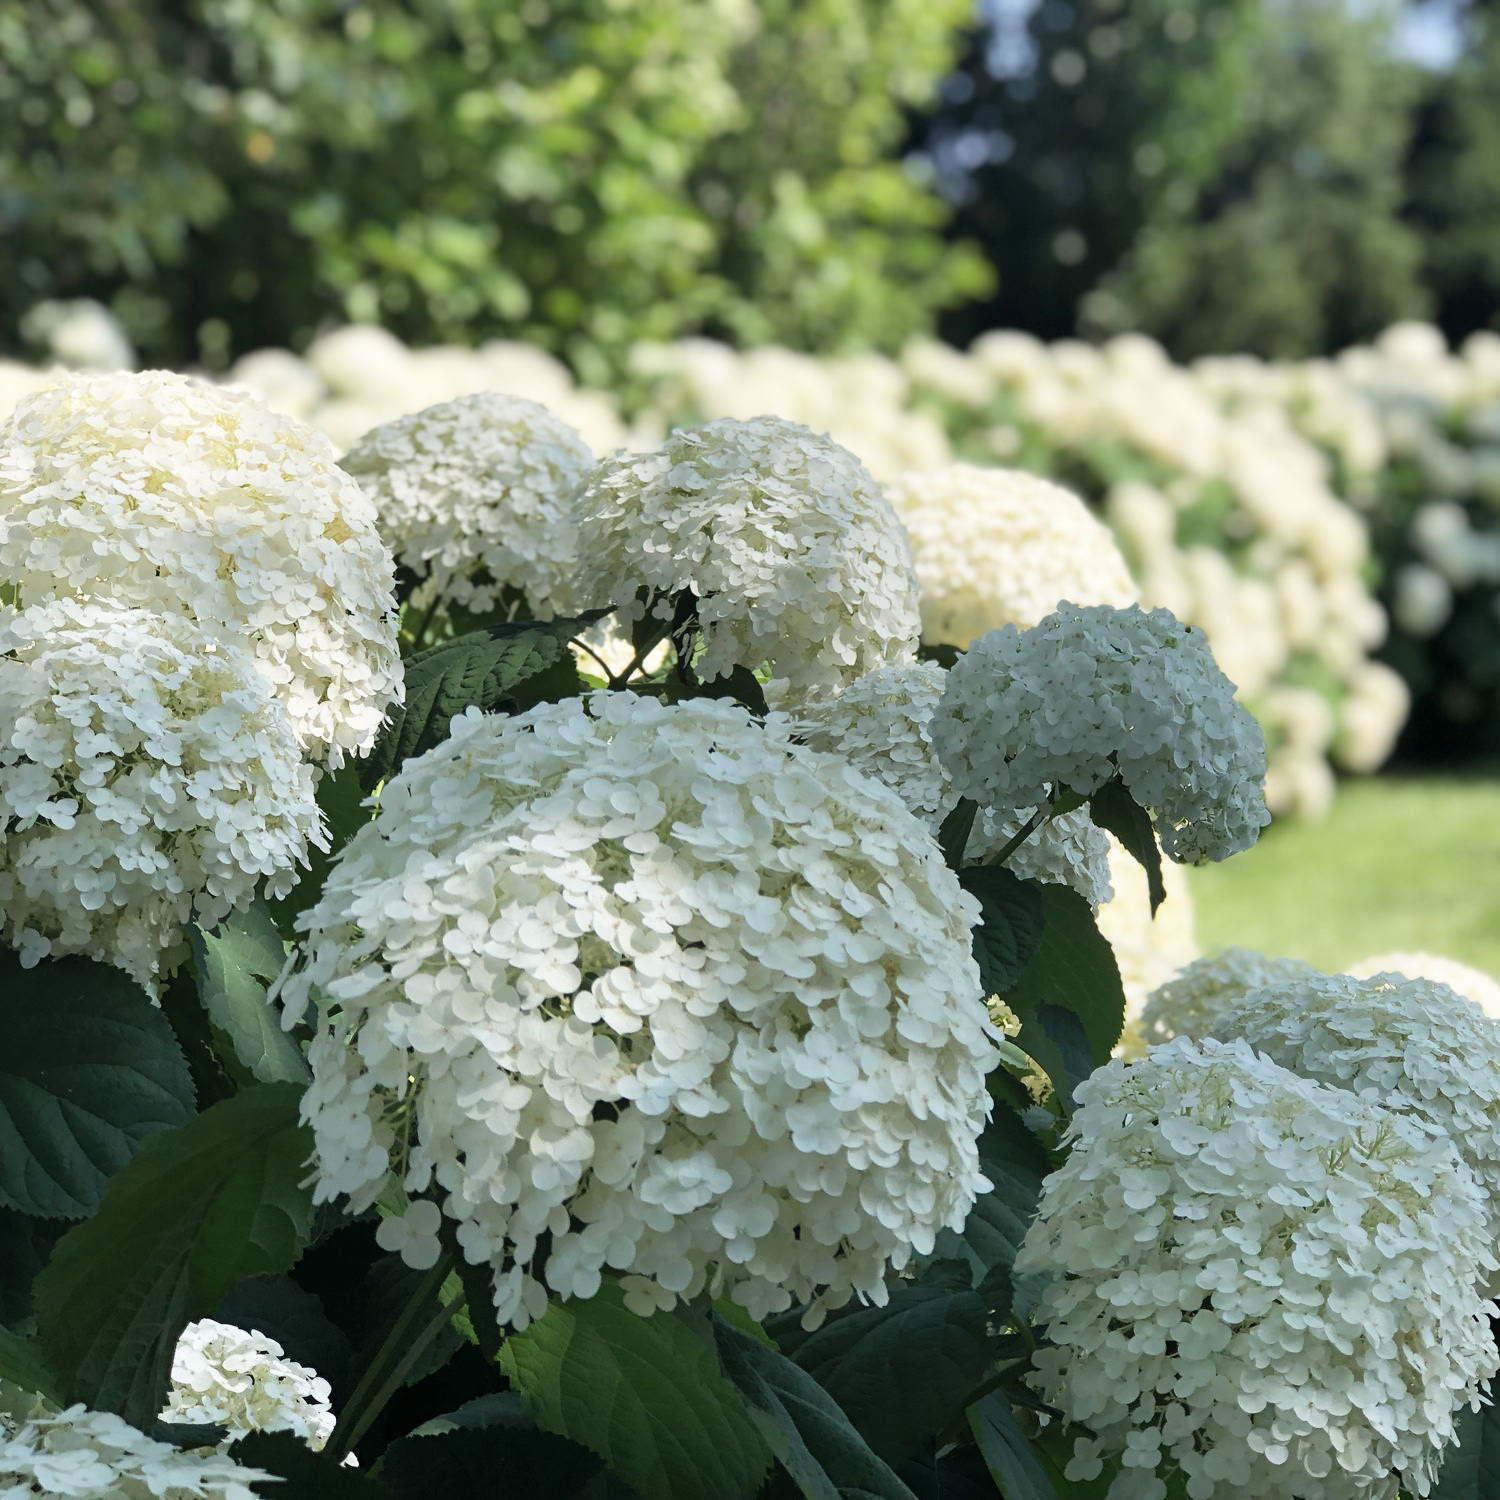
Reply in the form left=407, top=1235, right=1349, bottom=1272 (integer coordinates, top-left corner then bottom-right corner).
left=326, top=1251, right=463, bottom=1463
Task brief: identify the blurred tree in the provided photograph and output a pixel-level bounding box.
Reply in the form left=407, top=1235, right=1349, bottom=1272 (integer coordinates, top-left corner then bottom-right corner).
left=0, top=0, right=985, bottom=376
left=1405, top=0, right=1500, bottom=341
left=1093, top=0, right=1431, bottom=357
left=923, top=0, right=1266, bottom=349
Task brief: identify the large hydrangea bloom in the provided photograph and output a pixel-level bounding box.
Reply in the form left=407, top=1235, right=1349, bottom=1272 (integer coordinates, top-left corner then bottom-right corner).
left=0, top=599, right=323, bottom=992
left=1138, top=947, right=1324, bottom=1048
left=781, top=661, right=1113, bottom=907
left=0, top=1389, right=269, bottom=1500
left=0, top=370, right=401, bottom=763
left=1348, top=951, right=1500, bottom=1020
left=161, top=1320, right=336, bottom=1453
left=1212, top=971, right=1500, bottom=1246
left=884, top=465, right=1137, bottom=647
left=340, top=392, right=594, bottom=621
left=1017, top=1036, right=1498, bottom=1500
left=278, top=694, right=997, bottom=1330
left=931, top=604, right=1270, bottom=863
left=563, top=417, right=922, bottom=693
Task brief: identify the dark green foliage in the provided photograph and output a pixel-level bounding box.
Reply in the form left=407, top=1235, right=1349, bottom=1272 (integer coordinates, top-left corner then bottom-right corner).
left=0, top=952, right=195, bottom=1220
left=1087, top=779, right=1165, bottom=914
left=967, top=1394, right=1059, bottom=1500
left=237, top=1431, right=394, bottom=1498
left=958, top=865, right=1047, bottom=995
left=1431, top=1395, right=1500, bottom=1499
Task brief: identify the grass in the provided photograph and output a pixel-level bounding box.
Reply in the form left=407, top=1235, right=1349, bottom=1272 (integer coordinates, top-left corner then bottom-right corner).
left=1187, top=768, right=1500, bottom=979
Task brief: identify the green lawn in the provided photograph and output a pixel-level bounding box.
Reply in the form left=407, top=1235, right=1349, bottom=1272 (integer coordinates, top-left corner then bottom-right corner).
left=1188, top=770, right=1500, bottom=978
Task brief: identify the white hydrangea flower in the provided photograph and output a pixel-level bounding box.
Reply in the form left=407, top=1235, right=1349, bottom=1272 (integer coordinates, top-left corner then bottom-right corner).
left=931, top=604, right=1271, bottom=863
left=1138, top=947, right=1324, bottom=1049
left=0, top=370, right=402, bottom=764
left=278, top=693, right=997, bottom=1331
left=161, top=1319, right=335, bottom=1453
left=563, top=417, right=922, bottom=693
left=884, top=465, right=1137, bottom=647
left=0, top=1389, right=269, bottom=1500
left=780, top=661, right=1113, bottom=907
left=1016, top=1036, right=1499, bottom=1500
left=340, top=392, right=594, bottom=622
left=1212, top=971, right=1500, bottom=1246
left=1348, top=951, right=1500, bottom=1021
left=0, top=599, right=324, bottom=993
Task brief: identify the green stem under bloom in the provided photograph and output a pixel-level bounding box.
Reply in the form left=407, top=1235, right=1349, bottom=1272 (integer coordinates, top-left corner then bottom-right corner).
left=327, top=1252, right=461, bottom=1463
left=988, top=804, right=1049, bottom=868
left=406, top=593, right=445, bottom=655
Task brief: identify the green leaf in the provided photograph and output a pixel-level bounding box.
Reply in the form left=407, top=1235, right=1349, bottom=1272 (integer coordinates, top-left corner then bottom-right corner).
left=266, top=761, right=374, bottom=930
left=712, top=1316, right=920, bottom=1500
left=1003, top=885, right=1125, bottom=1109
left=217, top=1276, right=352, bottom=1406
left=236, top=1431, right=393, bottom=1498
left=360, top=616, right=595, bottom=792
left=937, top=798, right=979, bottom=871
left=1088, top=779, right=1166, bottom=915
left=967, top=1394, right=1059, bottom=1500
left=0, top=1209, right=65, bottom=1333
left=384, top=1394, right=604, bottom=1499
left=34, top=1084, right=315, bottom=1429
left=499, top=1281, right=771, bottom=1500
left=438, top=1213, right=503, bottom=1362
left=958, top=867, right=1046, bottom=995
left=192, top=901, right=310, bottom=1087
left=1432, top=1400, right=1500, bottom=1500
left=0, top=952, right=196, bottom=1220
left=787, top=1276, right=990, bottom=1466
left=0, top=1327, right=60, bottom=1404
left=688, top=664, right=769, bottom=716
left=916, top=643, right=963, bottom=670
left=928, top=1103, right=1049, bottom=1291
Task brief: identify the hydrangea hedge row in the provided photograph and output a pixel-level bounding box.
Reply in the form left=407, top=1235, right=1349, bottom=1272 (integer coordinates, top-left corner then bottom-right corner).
left=2, top=370, right=1500, bottom=1500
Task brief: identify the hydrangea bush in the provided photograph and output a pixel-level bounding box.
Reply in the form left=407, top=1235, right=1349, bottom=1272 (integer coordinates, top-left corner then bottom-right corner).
left=5, top=365, right=1500, bottom=1500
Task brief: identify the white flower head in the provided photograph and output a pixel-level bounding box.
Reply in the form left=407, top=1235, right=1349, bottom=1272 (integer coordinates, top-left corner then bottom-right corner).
left=280, top=693, right=997, bottom=1332
left=1139, top=947, right=1324, bottom=1049
left=161, top=1318, right=335, bottom=1452
left=1016, top=1036, right=1499, bottom=1500
left=780, top=661, right=1113, bottom=907
left=0, top=1390, right=269, bottom=1500
left=1213, top=970, right=1500, bottom=1247
left=563, top=417, right=922, bottom=693
left=0, top=370, right=402, bottom=764
left=0, top=599, right=324, bottom=993
left=340, top=392, right=594, bottom=621
left=931, top=604, right=1271, bottom=863
left=884, top=465, right=1137, bottom=647
left=1348, top=951, right=1500, bottom=1020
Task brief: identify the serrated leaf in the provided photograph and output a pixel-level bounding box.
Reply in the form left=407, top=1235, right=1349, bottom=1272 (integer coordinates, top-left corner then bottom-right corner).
left=1088, top=778, right=1166, bottom=914
left=958, top=867, right=1046, bottom=995
left=361, top=617, right=596, bottom=792
left=1432, top=1400, right=1500, bottom=1500
left=967, top=1394, right=1059, bottom=1500
left=713, top=1316, right=919, bottom=1500
left=237, top=1430, right=393, bottom=1497
left=0, top=1209, right=65, bottom=1333
left=192, top=902, right=309, bottom=1087
left=938, top=798, right=978, bottom=870
left=0, top=952, right=196, bottom=1219
left=34, top=1084, right=315, bottom=1430
left=928, top=1103, right=1050, bottom=1293
left=0, top=1328, right=60, bottom=1404
left=1003, top=885, right=1124, bottom=1109
left=217, top=1276, right=352, bottom=1406
left=499, top=1281, right=770, bottom=1500
left=788, top=1280, right=990, bottom=1466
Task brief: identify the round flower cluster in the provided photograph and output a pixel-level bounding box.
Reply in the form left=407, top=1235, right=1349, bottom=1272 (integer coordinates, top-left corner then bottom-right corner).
left=780, top=661, right=1113, bottom=907
left=0, top=370, right=401, bottom=763
left=1138, top=947, right=1324, bottom=1049
left=1016, top=1036, right=1499, bottom=1500
left=563, top=417, right=923, bottom=694
left=0, top=1390, right=269, bottom=1500
left=161, top=1319, right=336, bottom=1452
left=1211, top=971, right=1500, bottom=1241
left=278, top=693, right=997, bottom=1331
left=884, top=465, right=1137, bottom=647
left=0, top=598, right=323, bottom=992
left=1348, top=951, right=1500, bottom=1020
left=931, top=604, right=1271, bottom=863
left=340, top=392, right=595, bottom=622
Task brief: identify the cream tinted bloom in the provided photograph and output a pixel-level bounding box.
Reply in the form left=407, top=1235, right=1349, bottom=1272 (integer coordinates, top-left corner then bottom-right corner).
left=1017, top=1036, right=1499, bottom=1500
left=931, top=604, right=1270, bottom=863
left=340, top=392, right=594, bottom=621
left=1347, top=952, right=1500, bottom=1020
left=279, top=694, right=997, bottom=1332
left=0, top=370, right=401, bottom=763
left=563, top=417, right=922, bottom=693
left=0, top=599, right=323, bottom=992
left=1139, top=947, right=1324, bottom=1048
